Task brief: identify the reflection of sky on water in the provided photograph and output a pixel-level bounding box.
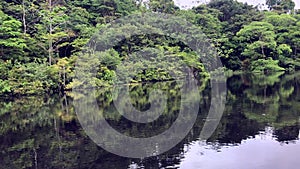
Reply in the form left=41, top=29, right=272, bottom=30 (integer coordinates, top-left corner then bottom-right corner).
left=178, top=127, right=300, bottom=169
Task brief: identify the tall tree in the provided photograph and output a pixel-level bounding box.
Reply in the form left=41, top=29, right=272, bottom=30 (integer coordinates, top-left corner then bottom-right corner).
left=266, top=0, right=295, bottom=12
left=149, top=0, right=179, bottom=13
left=266, top=0, right=280, bottom=10
left=0, top=9, right=26, bottom=62
left=280, top=0, right=295, bottom=12
left=37, top=0, right=69, bottom=65
left=237, top=22, right=277, bottom=62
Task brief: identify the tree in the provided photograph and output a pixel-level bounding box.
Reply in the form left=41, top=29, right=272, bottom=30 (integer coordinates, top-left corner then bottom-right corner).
left=266, top=0, right=295, bottom=12
left=208, top=0, right=259, bottom=23
left=266, top=0, right=280, bottom=10
left=0, top=9, right=26, bottom=62
left=37, top=0, right=69, bottom=65
left=289, top=25, right=300, bottom=57
left=279, top=0, right=295, bottom=12
left=262, top=12, right=300, bottom=70
left=263, top=12, right=296, bottom=63
left=264, top=13, right=297, bottom=32
left=69, top=0, right=137, bottom=25
left=0, top=0, right=41, bottom=35
left=237, top=22, right=277, bottom=69
left=149, top=0, right=179, bottom=14
left=65, top=6, right=95, bottom=55
left=206, top=0, right=263, bottom=70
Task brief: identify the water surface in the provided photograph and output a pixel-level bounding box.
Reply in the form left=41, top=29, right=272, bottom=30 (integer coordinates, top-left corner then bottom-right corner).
left=1, top=72, right=300, bottom=169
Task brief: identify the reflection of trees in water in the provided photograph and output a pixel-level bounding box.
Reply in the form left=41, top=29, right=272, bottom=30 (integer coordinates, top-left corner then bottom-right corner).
left=1, top=73, right=300, bottom=168
left=0, top=81, right=205, bottom=168
left=274, top=125, right=299, bottom=142
left=226, top=72, right=300, bottom=142
left=0, top=95, right=80, bottom=168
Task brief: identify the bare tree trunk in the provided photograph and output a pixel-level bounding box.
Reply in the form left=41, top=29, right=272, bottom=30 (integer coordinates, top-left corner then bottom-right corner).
left=259, top=35, right=265, bottom=58
left=261, top=45, right=265, bottom=57
left=64, top=94, right=69, bottom=115
left=54, top=117, right=62, bottom=160
left=63, top=66, right=66, bottom=87
left=33, top=148, right=38, bottom=169
left=22, top=0, right=27, bottom=34
left=49, top=0, right=53, bottom=65
left=264, top=86, right=267, bottom=104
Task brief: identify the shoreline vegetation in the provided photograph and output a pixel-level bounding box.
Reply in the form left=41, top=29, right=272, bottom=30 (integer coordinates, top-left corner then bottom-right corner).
left=1, top=0, right=300, bottom=96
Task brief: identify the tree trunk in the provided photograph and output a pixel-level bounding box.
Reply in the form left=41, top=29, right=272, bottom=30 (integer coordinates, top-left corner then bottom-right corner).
left=63, top=66, right=66, bottom=86
left=22, top=0, right=27, bottom=34
left=48, top=0, right=53, bottom=65
left=259, top=35, right=265, bottom=58
left=261, top=44, right=265, bottom=57
left=33, top=148, right=38, bottom=169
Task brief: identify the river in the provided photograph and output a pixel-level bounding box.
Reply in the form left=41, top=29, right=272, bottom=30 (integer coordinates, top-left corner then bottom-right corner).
left=1, top=72, right=300, bottom=169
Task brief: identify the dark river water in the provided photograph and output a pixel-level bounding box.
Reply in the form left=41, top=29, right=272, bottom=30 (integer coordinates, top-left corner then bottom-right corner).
left=1, top=72, right=300, bottom=169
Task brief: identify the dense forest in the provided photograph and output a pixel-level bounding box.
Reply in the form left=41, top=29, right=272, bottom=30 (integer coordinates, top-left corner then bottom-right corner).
left=1, top=0, right=300, bottom=95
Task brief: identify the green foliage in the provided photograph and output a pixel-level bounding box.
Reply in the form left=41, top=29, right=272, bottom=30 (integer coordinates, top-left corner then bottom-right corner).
left=237, top=21, right=277, bottom=69
left=149, top=0, right=179, bottom=14
left=266, top=0, right=278, bottom=9
left=266, top=0, right=295, bottom=11
left=250, top=58, right=285, bottom=72
left=0, top=10, right=26, bottom=61
left=0, top=62, right=60, bottom=95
